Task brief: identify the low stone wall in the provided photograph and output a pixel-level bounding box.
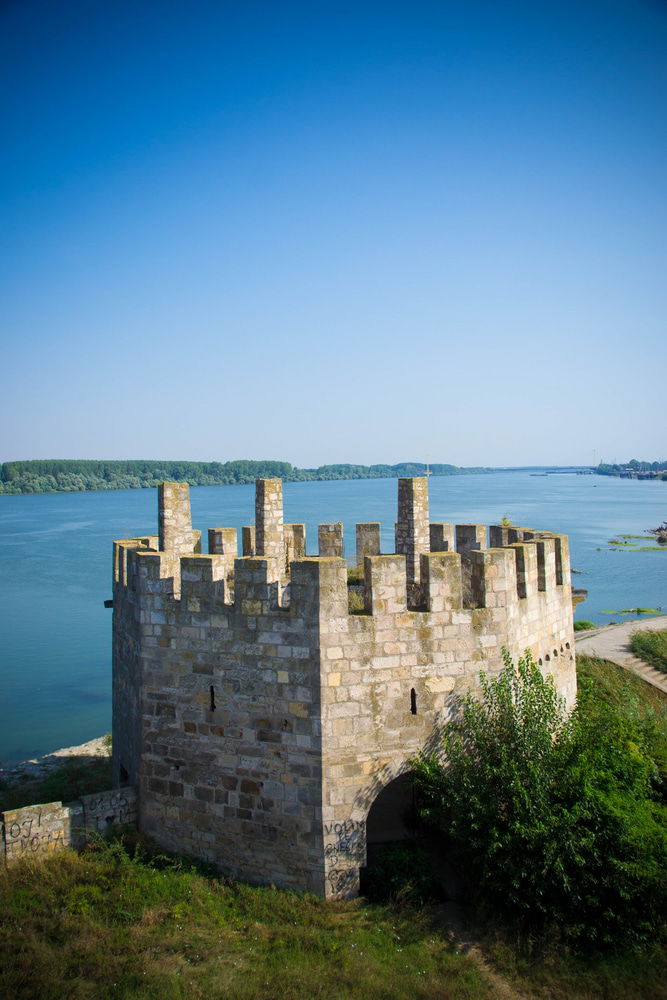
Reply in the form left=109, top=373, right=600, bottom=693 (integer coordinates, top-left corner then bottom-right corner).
left=1, top=787, right=137, bottom=864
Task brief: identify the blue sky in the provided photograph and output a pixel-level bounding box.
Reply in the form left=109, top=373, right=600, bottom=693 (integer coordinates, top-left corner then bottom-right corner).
left=1, top=0, right=665, bottom=467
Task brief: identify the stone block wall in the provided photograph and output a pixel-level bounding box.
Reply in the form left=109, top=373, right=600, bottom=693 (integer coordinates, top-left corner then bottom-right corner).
left=112, top=477, right=576, bottom=899
left=1, top=787, right=138, bottom=865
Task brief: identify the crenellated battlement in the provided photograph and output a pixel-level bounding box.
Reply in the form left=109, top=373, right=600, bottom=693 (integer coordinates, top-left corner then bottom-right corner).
left=113, top=477, right=571, bottom=625
left=112, top=476, right=576, bottom=901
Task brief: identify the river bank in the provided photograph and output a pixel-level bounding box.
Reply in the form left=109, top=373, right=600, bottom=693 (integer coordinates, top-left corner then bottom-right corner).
left=0, top=735, right=111, bottom=787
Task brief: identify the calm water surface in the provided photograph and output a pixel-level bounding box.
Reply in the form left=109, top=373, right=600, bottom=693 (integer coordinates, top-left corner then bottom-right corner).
left=0, top=473, right=665, bottom=764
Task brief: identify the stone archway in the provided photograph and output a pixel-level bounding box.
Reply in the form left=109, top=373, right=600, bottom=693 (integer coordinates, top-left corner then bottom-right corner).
left=359, top=770, right=463, bottom=903
left=365, top=772, right=417, bottom=848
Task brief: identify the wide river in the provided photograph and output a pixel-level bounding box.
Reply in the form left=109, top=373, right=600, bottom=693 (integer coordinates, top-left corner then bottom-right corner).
left=0, top=472, right=665, bottom=765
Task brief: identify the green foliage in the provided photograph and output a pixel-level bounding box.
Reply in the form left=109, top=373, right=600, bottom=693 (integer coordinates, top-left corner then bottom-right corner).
left=411, top=650, right=667, bottom=950
left=0, top=837, right=490, bottom=1000
left=576, top=655, right=667, bottom=802
left=0, top=458, right=488, bottom=495
left=361, top=842, right=439, bottom=906
left=347, top=589, right=366, bottom=614
left=573, top=620, right=596, bottom=631
left=631, top=629, right=667, bottom=675
left=597, top=459, right=667, bottom=476
left=0, top=756, right=112, bottom=812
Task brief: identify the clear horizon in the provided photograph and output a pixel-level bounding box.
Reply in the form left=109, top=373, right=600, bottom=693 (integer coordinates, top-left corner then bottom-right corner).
left=2, top=1, right=665, bottom=467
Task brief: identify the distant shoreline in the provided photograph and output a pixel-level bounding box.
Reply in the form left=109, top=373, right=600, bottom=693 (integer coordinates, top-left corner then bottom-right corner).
left=0, top=459, right=592, bottom=497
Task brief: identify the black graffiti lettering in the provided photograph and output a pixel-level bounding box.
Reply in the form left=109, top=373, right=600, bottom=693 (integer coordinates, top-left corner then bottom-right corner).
left=327, top=868, right=357, bottom=895
left=324, top=819, right=365, bottom=837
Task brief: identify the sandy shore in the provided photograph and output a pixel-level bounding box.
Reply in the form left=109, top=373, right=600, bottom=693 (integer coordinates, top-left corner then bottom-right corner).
left=0, top=736, right=111, bottom=787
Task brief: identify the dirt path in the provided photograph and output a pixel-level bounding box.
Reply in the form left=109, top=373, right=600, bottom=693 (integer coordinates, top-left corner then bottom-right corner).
left=434, top=902, right=532, bottom=1000
left=575, top=615, right=667, bottom=693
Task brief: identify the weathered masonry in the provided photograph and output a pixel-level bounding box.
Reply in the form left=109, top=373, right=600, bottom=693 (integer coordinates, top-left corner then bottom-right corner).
left=112, top=478, right=576, bottom=898
left=1, top=788, right=138, bottom=864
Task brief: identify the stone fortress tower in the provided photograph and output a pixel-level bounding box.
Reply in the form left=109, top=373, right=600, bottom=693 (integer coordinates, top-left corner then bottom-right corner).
left=112, top=477, right=576, bottom=898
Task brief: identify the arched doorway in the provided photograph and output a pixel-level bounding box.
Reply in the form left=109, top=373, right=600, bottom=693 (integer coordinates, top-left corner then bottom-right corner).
left=360, top=772, right=460, bottom=903
left=365, top=772, right=417, bottom=848
left=359, top=772, right=422, bottom=900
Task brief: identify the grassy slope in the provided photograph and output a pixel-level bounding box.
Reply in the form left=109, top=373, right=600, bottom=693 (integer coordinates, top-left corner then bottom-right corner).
left=1, top=655, right=666, bottom=1000
left=0, top=840, right=489, bottom=1000
left=631, top=628, right=667, bottom=675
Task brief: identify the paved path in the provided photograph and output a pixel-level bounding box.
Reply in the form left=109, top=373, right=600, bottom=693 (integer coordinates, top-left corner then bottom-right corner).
left=575, top=616, right=667, bottom=694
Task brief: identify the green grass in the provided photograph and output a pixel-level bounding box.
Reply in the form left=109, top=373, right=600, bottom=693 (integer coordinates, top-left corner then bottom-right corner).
left=576, top=653, right=667, bottom=722
left=608, top=542, right=667, bottom=552
left=1, top=661, right=666, bottom=999
left=0, top=754, right=113, bottom=812
left=347, top=566, right=367, bottom=614
left=606, top=532, right=667, bottom=552
left=0, top=838, right=490, bottom=1000
left=631, top=629, right=667, bottom=676
left=4, top=831, right=664, bottom=1000
left=600, top=607, right=661, bottom=615
left=348, top=589, right=366, bottom=613
left=487, top=933, right=667, bottom=1000
left=576, top=653, right=667, bottom=790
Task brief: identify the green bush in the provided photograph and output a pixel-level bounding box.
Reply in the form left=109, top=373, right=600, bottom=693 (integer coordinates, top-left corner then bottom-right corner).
left=411, top=650, right=667, bottom=950
left=361, top=841, right=439, bottom=906
left=574, top=621, right=596, bottom=631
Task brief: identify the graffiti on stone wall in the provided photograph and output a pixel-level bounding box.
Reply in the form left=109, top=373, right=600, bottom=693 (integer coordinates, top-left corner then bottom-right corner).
left=327, top=866, right=359, bottom=896
left=83, top=790, right=134, bottom=831
left=324, top=819, right=365, bottom=895
left=4, top=810, right=68, bottom=856
left=1, top=787, right=139, bottom=865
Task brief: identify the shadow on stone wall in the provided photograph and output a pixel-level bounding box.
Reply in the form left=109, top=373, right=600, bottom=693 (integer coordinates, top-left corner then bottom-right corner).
left=1, top=787, right=137, bottom=864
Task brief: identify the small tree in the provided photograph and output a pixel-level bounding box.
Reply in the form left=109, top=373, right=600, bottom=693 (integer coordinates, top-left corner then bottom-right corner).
left=412, top=650, right=667, bottom=949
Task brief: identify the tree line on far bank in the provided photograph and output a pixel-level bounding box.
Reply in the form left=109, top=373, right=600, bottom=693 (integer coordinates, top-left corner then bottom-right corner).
left=597, top=459, right=667, bottom=479
left=0, top=459, right=485, bottom=495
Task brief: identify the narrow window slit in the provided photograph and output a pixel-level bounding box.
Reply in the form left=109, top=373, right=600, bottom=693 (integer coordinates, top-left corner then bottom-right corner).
left=410, top=688, right=417, bottom=715
left=210, top=685, right=216, bottom=711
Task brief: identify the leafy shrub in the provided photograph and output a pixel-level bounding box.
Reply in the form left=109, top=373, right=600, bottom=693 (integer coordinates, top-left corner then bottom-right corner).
left=411, top=650, right=667, bottom=950
left=574, top=621, right=596, bottom=631
left=361, top=842, right=439, bottom=906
